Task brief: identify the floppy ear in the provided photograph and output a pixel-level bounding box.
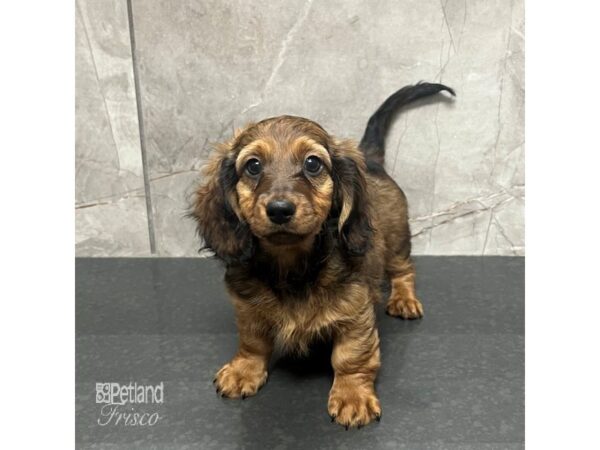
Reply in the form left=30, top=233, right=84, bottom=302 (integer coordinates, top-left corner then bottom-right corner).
left=330, top=139, right=373, bottom=256
left=190, top=139, right=254, bottom=264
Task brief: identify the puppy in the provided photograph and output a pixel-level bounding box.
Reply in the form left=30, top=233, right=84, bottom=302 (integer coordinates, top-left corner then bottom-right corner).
left=191, top=82, right=455, bottom=428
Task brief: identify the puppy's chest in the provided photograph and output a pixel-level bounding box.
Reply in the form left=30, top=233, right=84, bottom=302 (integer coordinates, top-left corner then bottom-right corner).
left=263, top=294, right=342, bottom=349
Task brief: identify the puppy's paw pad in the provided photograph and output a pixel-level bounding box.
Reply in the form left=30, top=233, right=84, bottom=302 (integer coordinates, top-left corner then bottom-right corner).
left=328, top=387, right=381, bottom=428
left=214, top=362, right=267, bottom=399
left=386, top=297, right=424, bottom=319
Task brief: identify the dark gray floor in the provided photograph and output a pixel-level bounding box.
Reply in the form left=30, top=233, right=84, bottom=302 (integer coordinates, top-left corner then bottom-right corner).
left=76, top=256, right=524, bottom=450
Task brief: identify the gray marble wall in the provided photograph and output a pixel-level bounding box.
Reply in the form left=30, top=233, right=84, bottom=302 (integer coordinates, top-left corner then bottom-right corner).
left=76, top=0, right=150, bottom=256
left=76, top=0, right=524, bottom=256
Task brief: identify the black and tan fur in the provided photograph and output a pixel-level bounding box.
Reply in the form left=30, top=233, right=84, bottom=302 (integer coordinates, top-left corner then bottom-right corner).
left=191, top=82, right=455, bottom=428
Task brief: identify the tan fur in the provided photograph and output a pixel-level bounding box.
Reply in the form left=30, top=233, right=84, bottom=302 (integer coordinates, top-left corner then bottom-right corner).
left=193, top=116, right=422, bottom=429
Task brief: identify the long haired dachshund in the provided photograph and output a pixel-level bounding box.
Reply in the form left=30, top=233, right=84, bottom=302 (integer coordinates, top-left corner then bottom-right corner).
left=192, top=82, right=455, bottom=429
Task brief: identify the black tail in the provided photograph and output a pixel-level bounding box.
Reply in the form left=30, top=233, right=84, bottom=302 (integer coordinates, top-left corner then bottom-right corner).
left=359, top=82, right=455, bottom=165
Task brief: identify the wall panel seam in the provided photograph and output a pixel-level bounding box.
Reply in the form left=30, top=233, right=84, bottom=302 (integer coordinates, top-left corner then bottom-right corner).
left=126, top=0, right=156, bottom=254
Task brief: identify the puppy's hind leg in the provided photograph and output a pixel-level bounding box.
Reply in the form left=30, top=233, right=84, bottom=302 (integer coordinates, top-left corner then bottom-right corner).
left=385, top=255, right=424, bottom=319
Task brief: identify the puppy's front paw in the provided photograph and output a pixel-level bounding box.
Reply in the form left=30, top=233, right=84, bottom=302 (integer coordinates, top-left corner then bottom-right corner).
left=214, top=360, right=268, bottom=399
left=328, top=383, right=381, bottom=429
left=386, top=296, right=424, bottom=319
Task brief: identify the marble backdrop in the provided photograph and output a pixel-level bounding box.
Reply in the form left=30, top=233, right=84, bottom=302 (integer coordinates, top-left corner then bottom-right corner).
left=76, top=0, right=524, bottom=256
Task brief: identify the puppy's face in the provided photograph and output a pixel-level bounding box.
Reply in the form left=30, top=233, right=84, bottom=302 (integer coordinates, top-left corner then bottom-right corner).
left=234, top=133, right=333, bottom=246
left=192, top=116, right=372, bottom=263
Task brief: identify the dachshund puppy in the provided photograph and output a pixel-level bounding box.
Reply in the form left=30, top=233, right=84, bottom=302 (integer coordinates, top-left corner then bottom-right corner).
left=192, top=82, right=455, bottom=428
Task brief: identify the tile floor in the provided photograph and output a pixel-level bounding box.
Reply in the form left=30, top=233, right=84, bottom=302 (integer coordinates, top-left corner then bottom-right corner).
left=76, top=256, right=524, bottom=449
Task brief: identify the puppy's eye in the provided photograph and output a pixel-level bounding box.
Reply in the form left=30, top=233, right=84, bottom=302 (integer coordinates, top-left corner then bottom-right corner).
left=304, top=156, right=323, bottom=175
left=245, top=158, right=262, bottom=177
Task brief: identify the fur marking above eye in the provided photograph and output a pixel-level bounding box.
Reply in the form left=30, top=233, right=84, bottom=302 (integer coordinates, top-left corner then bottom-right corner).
left=245, top=158, right=262, bottom=177
left=304, top=156, right=323, bottom=175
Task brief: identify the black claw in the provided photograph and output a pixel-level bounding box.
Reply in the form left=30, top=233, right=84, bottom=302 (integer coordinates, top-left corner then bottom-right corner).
left=215, top=388, right=219, bottom=394
left=221, top=393, right=226, bottom=398
left=241, top=394, right=247, bottom=400
left=375, top=414, right=381, bottom=422
left=345, top=425, right=349, bottom=431
left=212, top=378, right=217, bottom=384
left=330, top=415, right=336, bottom=422
left=358, top=424, right=363, bottom=429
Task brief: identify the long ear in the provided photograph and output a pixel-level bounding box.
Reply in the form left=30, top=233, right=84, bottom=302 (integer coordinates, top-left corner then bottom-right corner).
left=330, top=139, right=373, bottom=256
left=190, top=138, right=254, bottom=264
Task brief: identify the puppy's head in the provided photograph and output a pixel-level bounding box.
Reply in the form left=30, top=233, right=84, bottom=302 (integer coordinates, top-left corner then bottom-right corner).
left=192, top=116, right=372, bottom=264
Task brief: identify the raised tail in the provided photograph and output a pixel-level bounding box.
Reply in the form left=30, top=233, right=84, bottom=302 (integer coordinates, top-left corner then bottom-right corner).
left=359, top=82, right=455, bottom=165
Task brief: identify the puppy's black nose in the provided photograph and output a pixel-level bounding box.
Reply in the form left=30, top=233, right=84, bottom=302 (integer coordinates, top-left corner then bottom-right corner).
left=266, top=200, right=296, bottom=224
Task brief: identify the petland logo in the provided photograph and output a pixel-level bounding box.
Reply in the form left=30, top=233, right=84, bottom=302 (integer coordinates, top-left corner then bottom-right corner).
left=95, top=382, right=164, bottom=427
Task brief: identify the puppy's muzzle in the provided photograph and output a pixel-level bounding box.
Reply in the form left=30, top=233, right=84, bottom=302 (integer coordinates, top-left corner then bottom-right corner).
left=266, top=199, right=296, bottom=224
